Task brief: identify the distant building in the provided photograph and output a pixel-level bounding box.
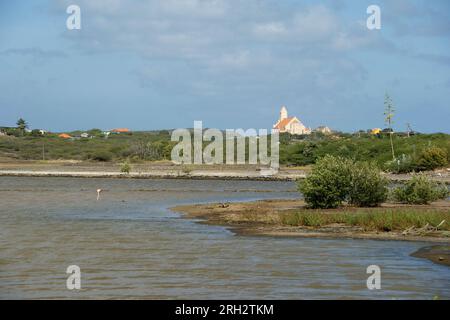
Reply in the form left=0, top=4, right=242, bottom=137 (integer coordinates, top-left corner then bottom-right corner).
left=58, top=133, right=72, bottom=139
left=370, top=128, right=381, bottom=135
left=80, top=133, right=90, bottom=138
left=273, top=106, right=311, bottom=135
left=111, top=128, right=131, bottom=134
left=315, top=126, right=332, bottom=135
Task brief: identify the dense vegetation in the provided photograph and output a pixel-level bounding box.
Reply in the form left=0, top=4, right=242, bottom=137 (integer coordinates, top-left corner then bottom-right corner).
left=392, top=175, right=449, bottom=204
left=0, top=130, right=175, bottom=162
left=280, top=132, right=450, bottom=171
left=0, top=124, right=449, bottom=173
left=298, top=155, right=448, bottom=209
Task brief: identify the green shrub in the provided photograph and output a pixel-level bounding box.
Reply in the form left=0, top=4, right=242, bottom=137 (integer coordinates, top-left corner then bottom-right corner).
left=120, top=160, right=131, bottom=174
left=348, top=162, right=389, bottom=207
left=299, top=156, right=389, bottom=208
left=384, top=154, right=417, bottom=173
left=91, top=151, right=113, bottom=162
left=392, top=174, right=449, bottom=204
left=417, top=147, right=448, bottom=171
left=298, top=155, right=353, bottom=208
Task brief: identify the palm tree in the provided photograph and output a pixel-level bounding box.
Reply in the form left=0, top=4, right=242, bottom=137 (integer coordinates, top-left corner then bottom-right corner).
left=16, top=118, right=28, bottom=136
left=384, top=94, right=395, bottom=160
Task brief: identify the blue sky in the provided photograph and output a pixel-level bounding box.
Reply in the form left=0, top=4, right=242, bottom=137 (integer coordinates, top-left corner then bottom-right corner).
left=0, top=0, right=449, bottom=132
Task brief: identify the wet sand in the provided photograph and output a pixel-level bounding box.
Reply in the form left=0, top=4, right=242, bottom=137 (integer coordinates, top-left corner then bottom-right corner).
left=171, top=199, right=450, bottom=243
left=0, top=160, right=304, bottom=180
left=411, top=246, right=450, bottom=267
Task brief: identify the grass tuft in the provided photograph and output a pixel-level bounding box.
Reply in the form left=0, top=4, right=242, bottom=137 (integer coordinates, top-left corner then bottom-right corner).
left=280, top=209, right=449, bottom=232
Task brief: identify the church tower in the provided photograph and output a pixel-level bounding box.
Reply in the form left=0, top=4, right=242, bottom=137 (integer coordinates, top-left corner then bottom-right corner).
left=280, top=106, right=288, bottom=121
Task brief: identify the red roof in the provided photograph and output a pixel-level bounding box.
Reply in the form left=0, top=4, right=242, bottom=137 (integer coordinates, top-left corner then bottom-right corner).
left=274, top=117, right=295, bottom=130
left=111, top=128, right=130, bottom=133
left=58, top=133, right=72, bottom=139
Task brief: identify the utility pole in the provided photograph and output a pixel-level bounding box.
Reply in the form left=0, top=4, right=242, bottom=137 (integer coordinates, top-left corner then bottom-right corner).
left=384, top=93, right=396, bottom=160
left=406, top=123, right=412, bottom=137
left=42, top=142, right=45, bottom=161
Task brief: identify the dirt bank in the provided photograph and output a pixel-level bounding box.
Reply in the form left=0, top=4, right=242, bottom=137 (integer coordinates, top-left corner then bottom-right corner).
left=171, top=199, right=450, bottom=243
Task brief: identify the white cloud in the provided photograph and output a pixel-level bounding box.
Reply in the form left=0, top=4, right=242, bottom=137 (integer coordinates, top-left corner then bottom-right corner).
left=212, top=50, right=251, bottom=68
left=253, top=22, right=287, bottom=37
left=292, top=5, right=338, bottom=41
left=160, top=0, right=228, bottom=17
left=51, top=1, right=384, bottom=98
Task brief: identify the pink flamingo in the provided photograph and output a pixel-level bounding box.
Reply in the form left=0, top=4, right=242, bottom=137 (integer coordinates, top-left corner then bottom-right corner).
left=96, top=189, right=102, bottom=201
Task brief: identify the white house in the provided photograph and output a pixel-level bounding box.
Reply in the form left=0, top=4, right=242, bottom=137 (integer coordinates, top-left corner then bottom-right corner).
left=314, top=126, right=332, bottom=134
left=273, top=106, right=311, bottom=135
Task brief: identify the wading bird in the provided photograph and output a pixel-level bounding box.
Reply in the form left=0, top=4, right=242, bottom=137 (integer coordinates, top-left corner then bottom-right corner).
left=96, top=189, right=102, bottom=201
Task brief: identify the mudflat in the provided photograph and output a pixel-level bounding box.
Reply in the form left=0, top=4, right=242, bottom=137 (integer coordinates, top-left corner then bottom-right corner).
left=171, top=199, right=450, bottom=243
left=1, top=159, right=449, bottom=182
left=411, top=246, right=450, bottom=267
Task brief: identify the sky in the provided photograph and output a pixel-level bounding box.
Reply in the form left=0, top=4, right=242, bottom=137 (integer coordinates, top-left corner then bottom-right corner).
left=0, top=0, right=449, bottom=133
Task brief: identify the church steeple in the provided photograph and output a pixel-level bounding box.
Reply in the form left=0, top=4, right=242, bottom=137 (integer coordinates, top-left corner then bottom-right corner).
left=274, top=105, right=312, bottom=135
left=280, top=106, right=288, bottom=121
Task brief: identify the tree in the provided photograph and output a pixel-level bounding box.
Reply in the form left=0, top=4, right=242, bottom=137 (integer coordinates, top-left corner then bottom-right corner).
left=384, top=93, right=395, bottom=160
left=16, top=118, right=28, bottom=136
left=417, top=147, right=448, bottom=171
left=30, top=129, right=42, bottom=137
left=348, top=161, right=388, bottom=207
left=87, top=128, right=103, bottom=137
left=297, top=155, right=353, bottom=208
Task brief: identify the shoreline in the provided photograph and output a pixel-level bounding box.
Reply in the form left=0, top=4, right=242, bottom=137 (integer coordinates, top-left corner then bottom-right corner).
left=0, top=159, right=449, bottom=182
left=171, top=199, right=450, bottom=243
left=0, top=169, right=303, bottom=181
left=1, top=168, right=449, bottom=183
left=411, top=246, right=450, bottom=267
left=171, top=199, right=450, bottom=266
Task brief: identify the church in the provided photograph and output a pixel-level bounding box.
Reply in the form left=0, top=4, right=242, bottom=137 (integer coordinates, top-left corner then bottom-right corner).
left=273, top=106, right=311, bottom=135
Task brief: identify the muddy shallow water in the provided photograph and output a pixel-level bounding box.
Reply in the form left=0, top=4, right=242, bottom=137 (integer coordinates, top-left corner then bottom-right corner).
left=0, top=177, right=448, bottom=299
